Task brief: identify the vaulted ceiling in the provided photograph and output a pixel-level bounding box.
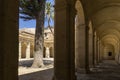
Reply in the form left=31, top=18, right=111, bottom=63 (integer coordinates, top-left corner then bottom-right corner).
left=79, top=0, right=120, bottom=51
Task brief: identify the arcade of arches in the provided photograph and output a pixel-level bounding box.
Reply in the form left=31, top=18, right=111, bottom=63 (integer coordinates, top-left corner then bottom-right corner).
left=19, top=28, right=54, bottom=59
left=1, top=0, right=120, bottom=80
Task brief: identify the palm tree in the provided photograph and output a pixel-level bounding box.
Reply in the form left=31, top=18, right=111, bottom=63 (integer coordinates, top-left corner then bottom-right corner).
left=19, top=0, right=45, bottom=68
left=45, top=1, right=54, bottom=35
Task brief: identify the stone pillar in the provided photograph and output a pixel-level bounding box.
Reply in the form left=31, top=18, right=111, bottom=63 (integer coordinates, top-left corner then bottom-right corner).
left=96, top=38, right=99, bottom=64
left=75, top=0, right=89, bottom=73
left=92, top=34, right=96, bottom=67
left=75, top=24, right=89, bottom=73
left=115, top=43, right=120, bottom=63
left=97, top=40, right=100, bottom=63
left=26, top=42, right=30, bottom=59
left=19, top=42, right=22, bottom=59
left=94, top=34, right=98, bottom=65
left=89, top=33, right=93, bottom=67
left=45, top=47, right=50, bottom=58
left=99, top=41, right=103, bottom=62
left=53, top=0, right=76, bottom=80
left=92, top=34, right=95, bottom=66
left=0, top=0, right=18, bottom=80
left=98, top=40, right=100, bottom=62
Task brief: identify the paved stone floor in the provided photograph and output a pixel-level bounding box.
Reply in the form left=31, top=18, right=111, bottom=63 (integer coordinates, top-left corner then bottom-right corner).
left=19, top=60, right=120, bottom=80
left=77, top=60, right=120, bottom=80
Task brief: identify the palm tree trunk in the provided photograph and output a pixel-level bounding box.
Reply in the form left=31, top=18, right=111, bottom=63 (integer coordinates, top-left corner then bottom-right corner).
left=48, top=18, right=54, bottom=35
left=31, top=0, right=45, bottom=68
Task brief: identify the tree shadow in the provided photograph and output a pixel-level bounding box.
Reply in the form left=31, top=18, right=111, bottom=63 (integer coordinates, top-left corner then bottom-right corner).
left=19, top=68, right=54, bottom=80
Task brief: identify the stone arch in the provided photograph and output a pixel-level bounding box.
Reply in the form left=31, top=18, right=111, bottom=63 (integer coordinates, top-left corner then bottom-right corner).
left=75, top=0, right=85, bottom=27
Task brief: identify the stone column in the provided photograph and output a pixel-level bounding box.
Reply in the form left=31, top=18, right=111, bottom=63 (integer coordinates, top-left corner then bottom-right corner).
left=118, top=46, right=120, bottom=64
left=45, top=47, right=50, bottom=58
left=75, top=0, right=89, bottom=73
left=98, top=40, right=100, bottom=62
left=94, top=34, right=98, bottom=65
left=0, top=0, right=18, bottom=80
left=96, top=38, right=99, bottom=64
left=92, top=34, right=95, bottom=66
left=89, top=33, right=93, bottom=67
left=99, top=42, right=104, bottom=62
left=75, top=23, right=89, bottom=73
left=19, top=42, right=22, bottom=59
left=53, top=0, right=76, bottom=80
left=116, top=43, right=120, bottom=63
left=100, top=41, right=103, bottom=62
left=26, top=42, right=30, bottom=59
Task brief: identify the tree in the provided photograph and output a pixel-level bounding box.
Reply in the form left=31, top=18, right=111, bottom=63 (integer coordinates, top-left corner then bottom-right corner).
left=19, top=0, right=45, bottom=68
left=45, top=1, right=54, bottom=35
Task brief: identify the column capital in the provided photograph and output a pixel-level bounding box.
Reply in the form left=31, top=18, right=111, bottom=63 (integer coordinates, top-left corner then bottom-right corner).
left=46, top=47, right=49, bottom=49
left=27, top=42, right=30, bottom=47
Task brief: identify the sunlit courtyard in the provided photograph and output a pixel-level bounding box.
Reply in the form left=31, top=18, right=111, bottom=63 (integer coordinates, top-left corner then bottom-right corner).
left=18, top=58, right=54, bottom=80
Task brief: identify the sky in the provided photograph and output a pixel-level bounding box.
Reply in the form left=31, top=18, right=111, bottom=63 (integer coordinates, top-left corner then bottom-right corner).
left=19, top=0, right=54, bottom=29
left=19, top=18, right=54, bottom=28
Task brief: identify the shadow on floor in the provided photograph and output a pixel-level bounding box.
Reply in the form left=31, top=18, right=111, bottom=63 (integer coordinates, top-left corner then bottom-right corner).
left=19, top=60, right=120, bottom=80
left=77, top=60, right=120, bottom=80
left=19, top=68, right=54, bottom=80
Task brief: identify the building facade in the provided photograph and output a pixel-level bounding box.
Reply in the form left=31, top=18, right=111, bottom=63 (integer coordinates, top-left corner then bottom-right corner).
left=19, top=28, right=54, bottom=59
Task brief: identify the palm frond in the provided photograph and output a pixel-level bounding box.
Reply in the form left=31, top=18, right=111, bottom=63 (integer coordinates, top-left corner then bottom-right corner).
left=20, top=16, right=35, bottom=21
left=19, top=0, right=43, bottom=20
